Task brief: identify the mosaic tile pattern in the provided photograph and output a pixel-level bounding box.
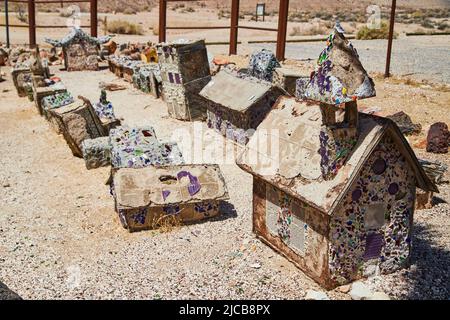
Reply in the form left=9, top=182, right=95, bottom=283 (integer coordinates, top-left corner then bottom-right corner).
left=110, top=127, right=185, bottom=169
left=302, top=23, right=376, bottom=105
left=41, top=91, right=75, bottom=113
left=94, top=90, right=116, bottom=121
left=265, top=185, right=309, bottom=257
left=82, top=136, right=111, bottom=170
left=329, top=136, right=416, bottom=284
left=319, top=127, right=358, bottom=180
left=248, top=49, right=281, bottom=82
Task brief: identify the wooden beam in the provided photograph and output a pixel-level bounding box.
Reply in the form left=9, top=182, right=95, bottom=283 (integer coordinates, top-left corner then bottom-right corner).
left=276, top=0, right=289, bottom=61
left=5, top=0, right=10, bottom=47
left=90, top=0, right=97, bottom=37
left=28, top=0, right=36, bottom=48
left=385, top=0, right=397, bottom=78
left=159, top=0, right=167, bottom=43
left=229, top=0, right=239, bottom=55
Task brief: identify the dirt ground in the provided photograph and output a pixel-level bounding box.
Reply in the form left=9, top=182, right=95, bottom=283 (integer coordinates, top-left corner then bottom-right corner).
left=0, top=58, right=449, bottom=299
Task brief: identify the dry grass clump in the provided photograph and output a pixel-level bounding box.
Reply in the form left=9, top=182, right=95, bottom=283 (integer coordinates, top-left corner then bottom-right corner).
left=107, top=20, right=144, bottom=35
left=150, top=214, right=182, bottom=233
left=357, top=21, right=397, bottom=40
left=289, top=24, right=329, bottom=36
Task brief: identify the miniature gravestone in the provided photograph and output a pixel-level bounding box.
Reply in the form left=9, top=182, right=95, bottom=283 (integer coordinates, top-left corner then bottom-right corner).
left=45, top=28, right=112, bottom=71
left=156, top=40, right=211, bottom=121
left=82, top=126, right=185, bottom=170
left=11, top=61, right=33, bottom=97
left=110, top=126, right=184, bottom=169
left=47, top=96, right=106, bottom=157
left=112, top=164, right=229, bottom=232
left=42, top=91, right=75, bottom=122
left=237, top=24, right=438, bottom=289
left=82, top=137, right=112, bottom=170
left=199, top=69, right=285, bottom=144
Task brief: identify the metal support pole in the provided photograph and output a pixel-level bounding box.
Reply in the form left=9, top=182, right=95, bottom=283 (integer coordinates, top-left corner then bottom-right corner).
left=276, top=0, right=289, bottom=61
left=385, top=0, right=397, bottom=78
left=5, top=0, right=10, bottom=48
left=90, top=0, right=98, bottom=37
left=229, top=0, right=239, bottom=55
left=159, top=0, right=166, bottom=43
left=28, top=0, right=36, bottom=48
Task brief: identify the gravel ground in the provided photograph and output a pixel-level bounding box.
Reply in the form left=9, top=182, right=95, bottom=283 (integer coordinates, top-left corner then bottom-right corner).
left=0, top=65, right=449, bottom=300
left=246, top=35, right=450, bottom=85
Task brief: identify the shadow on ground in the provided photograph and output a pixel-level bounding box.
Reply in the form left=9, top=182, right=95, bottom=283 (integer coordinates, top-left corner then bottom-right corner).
left=0, top=281, right=22, bottom=300
left=402, top=223, right=450, bottom=300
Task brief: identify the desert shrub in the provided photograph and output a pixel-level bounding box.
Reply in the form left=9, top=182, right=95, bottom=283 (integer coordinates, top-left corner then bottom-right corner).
left=123, top=8, right=137, bottom=15
left=420, top=19, right=435, bottom=29
left=181, top=7, right=195, bottom=13
left=356, top=21, right=397, bottom=40
left=107, top=20, right=144, bottom=35
left=152, top=24, right=159, bottom=36
left=218, top=9, right=230, bottom=19
left=437, top=22, right=449, bottom=31
left=290, top=24, right=328, bottom=36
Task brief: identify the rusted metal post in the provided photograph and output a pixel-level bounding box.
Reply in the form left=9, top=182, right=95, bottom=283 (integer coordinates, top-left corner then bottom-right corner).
left=229, top=0, right=239, bottom=55
left=90, top=0, right=98, bottom=37
left=276, top=0, right=289, bottom=61
left=385, top=0, right=397, bottom=78
left=28, top=0, right=36, bottom=48
left=5, top=0, right=10, bottom=48
left=159, top=0, right=167, bottom=43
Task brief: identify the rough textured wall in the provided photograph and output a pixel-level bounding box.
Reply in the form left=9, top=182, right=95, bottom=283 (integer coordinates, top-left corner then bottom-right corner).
left=329, top=135, right=416, bottom=285
left=65, top=42, right=99, bottom=72
left=253, top=178, right=331, bottom=287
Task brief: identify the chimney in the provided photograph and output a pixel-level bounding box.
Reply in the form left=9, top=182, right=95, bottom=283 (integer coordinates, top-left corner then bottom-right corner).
left=298, top=22, right=376, bottom=180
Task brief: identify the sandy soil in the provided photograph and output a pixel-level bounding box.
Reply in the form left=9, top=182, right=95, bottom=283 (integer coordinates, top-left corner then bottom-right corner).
left=0, top=60, right=449, bottom=299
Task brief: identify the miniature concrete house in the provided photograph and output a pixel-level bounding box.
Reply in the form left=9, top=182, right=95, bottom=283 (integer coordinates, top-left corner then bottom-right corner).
left=237, top=26, right=438, bottom=289
left=46, top=28, right=112, bottom=71
left=156, top=40, right=211, bottom=121
left=112, top=164, right=229, bottom=232
left=199, top=69, right=285, bottom=144
left=273, top=67, right=308, bottom=96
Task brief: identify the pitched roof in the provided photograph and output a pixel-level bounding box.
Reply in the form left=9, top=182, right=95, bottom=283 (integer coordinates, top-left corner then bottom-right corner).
left=301, top=23, right=376, bottom=105
left=237, top=96, right=437, bottom=214
left=199, top=70, right=274, bottom=112
left=45, top=27, right=112, bottom=47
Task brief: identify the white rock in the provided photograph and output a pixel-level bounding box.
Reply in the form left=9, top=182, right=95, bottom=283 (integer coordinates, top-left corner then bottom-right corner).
left=305, top=290, right=330, bottom=300
left=350, top=281, right=373, bottom=300
left=367, top=292, right=391, bottom=300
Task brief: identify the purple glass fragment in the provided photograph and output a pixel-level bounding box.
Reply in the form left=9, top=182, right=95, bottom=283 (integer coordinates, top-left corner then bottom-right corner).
left=388, top=183, right=399, bottom=195
left=352, top=189, right=362, bottom=202
left=364, top=233, right=384, bottom=261
left=177, top=171, right=201, bottom=196
left=162, top=190, right=171, bottom=201
left=372, top=158, right=387, bottom=175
